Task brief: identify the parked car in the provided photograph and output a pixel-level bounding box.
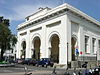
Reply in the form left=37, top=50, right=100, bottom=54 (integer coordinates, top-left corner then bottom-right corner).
left=16, top=59, right=24, bottom=64
left=22, top=58, right=31, bottom=65
left=22, top=58, right=37, bottom=65
left=29, top=59, right=37, bottom=66
left=9, top=59, right=17, bottom=63
left=36, top=58, right=54, bottom=67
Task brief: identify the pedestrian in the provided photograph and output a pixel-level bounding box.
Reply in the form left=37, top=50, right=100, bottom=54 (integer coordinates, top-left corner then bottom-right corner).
left=73, top=72, right=77, bottom=75
left=95, top=68, right=99, bottom=75
left=91, top=69, right=95, bottom=75
left=51, top=66, right=57, bottom=75
left=88, top=68, right=92, bottom=75
left=78, top=70, right=82, bottom=75
left=63, top=68, right=70, bottom=75
left=73, top=68, right=77, bottom=75
left=84, top=68, right=89, bottom=75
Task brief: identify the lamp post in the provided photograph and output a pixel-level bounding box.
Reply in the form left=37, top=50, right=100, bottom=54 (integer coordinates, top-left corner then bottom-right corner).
left=67, top=42, right=69, bottom=68
left=96, top=51, right=98, bottom=66
left=15, top=50, right=17, bottom=60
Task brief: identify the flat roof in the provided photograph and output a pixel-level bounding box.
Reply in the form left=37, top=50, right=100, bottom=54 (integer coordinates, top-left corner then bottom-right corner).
left=18, top=3, right=100, bottom=29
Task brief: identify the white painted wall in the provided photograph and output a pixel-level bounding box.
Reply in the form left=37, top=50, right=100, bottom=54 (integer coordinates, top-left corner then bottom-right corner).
left=17, top=4, right=100, bottom=66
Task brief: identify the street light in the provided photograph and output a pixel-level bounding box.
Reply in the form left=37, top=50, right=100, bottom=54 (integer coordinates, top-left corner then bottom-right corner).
left=67, top=42, right=68, bottom=68
left=96, top=51, right=98, bottom=66
left=15, top=50, right=17, bottom=60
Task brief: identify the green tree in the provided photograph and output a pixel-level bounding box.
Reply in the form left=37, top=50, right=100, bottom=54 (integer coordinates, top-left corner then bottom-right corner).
left=0, top=16, right=17, bottom=61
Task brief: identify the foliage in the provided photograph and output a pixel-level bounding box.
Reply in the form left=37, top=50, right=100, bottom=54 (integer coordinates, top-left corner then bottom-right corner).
left=0, top=16, right=17, bottom=61
left=0, top=61, right=8, bottom=64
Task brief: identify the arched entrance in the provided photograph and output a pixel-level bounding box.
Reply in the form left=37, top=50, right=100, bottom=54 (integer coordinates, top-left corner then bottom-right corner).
left=71, top=36, right=78, bottom=61
left=32, top=36, right=41, bottom=60
left=50, top=34, right=59, bottom=63
left=21, top=41, right=26, bottom=59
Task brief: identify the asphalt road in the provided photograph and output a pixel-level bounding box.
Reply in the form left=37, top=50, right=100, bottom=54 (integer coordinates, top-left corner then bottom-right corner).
left=0, top=64, right=54, bottom=73
left=0, top=64, right=95, bottom=75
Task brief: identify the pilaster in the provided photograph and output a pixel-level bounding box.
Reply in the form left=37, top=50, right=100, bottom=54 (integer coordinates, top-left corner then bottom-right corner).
left=67, top=16, right=71, bottom=62
left=16, top=33, right=20, bottom=58
left=79, top=25, right=84, bottom=56
left=40, top=24, right=46, bottom=58
left=26, top=30, right=31, bottom=58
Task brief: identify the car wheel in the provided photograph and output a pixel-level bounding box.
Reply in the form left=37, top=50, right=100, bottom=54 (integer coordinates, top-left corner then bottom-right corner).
left=42, top=65, right=44, bottom=67
left=33, top=64, right=35, bottom=66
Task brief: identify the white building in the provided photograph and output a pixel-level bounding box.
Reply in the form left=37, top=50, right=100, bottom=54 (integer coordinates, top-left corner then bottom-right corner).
left=17, top=3, right=100, bottom=67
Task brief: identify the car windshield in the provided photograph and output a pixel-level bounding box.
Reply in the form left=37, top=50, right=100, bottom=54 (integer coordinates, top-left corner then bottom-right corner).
left=42, top=58, right=50, bottom=60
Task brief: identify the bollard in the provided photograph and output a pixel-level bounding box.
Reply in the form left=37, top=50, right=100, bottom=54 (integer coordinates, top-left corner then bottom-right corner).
left=51, top=66, right=57, bottom=75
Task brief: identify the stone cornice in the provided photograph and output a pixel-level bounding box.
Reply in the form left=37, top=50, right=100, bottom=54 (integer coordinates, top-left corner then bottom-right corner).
left=25, top=7, right=51, bottom=19
left=17, top=3, right=100, bottom=30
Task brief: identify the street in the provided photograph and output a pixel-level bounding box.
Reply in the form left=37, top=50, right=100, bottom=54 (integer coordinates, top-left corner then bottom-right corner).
left=0, top=64, right=85, bottom=75
left=0, top=64, right=100, bottom=75
left=0, top=64, right=66, bottom=75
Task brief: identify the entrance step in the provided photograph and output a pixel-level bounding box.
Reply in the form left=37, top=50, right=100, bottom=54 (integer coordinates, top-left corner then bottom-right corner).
left=71, top=61, right=81, bottom=68
left=71, top=61, right=97, bottom=68
left=54, top=63, right=66, bottom=68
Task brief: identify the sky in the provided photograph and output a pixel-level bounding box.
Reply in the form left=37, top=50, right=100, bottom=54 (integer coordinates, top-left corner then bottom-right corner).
left=0, top=0, right=100, bottom=34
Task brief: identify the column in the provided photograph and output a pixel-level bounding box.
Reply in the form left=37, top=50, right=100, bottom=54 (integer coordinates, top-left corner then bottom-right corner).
left=40, top=24, right=46, bottom=58
left=59, top=14, right=68, bottom=65
left=67, top=16, right=71, bottom=62
left=26, top=30, right=31, bottom=58
left=78, top=25, right=84, bottom=60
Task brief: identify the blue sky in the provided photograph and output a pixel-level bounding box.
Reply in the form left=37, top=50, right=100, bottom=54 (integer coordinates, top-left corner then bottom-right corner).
left=0, top=0, right=100, bottom=34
